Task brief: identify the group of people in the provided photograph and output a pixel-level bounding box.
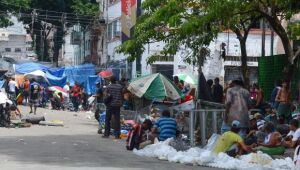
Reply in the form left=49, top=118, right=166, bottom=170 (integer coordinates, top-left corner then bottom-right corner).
left=214, top=78, right=300, bottom=157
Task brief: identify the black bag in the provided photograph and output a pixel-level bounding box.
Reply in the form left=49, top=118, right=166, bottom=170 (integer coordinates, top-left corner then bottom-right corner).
left=104, top=95, right=112, bottom=106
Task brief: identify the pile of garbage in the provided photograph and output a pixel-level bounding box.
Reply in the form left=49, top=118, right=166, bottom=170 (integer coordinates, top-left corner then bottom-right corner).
left=133, top=138, right=295, bottom=170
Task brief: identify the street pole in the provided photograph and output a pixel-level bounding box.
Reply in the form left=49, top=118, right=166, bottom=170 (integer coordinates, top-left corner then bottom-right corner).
left=271, top=28, right=274, bottom=56
left=261, top=19, right=266, bottom=57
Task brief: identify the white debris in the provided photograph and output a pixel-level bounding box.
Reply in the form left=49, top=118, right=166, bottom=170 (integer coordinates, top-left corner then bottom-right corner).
left=134, top=139, right=296, bottom=170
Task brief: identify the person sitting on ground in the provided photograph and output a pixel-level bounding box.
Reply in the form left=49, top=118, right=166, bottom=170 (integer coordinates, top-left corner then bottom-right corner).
left=245, top=115, right=258, bottom=145
left=151, top=110, right=177, bottom=142
left=126, top=119, right=153, bottom=150
left=283, top=119, right=300, bottom=148
left=214, top=120, right=255, bottom=157
left=258, top=122, right=282, bottom=147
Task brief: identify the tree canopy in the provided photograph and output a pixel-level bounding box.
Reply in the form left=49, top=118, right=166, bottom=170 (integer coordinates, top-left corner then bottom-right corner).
left=118, top=0, right=300, bottom=80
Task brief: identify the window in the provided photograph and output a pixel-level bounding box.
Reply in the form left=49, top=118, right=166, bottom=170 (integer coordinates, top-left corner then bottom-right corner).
left=26, top=47, right=33, bottom=51
left=107, top=19, right=121, bottom=41
left=15, top=48, right=21, bottom=52
left=107, top=23, right=113, bottom=40
left=5, top=48, right=11, bottom=52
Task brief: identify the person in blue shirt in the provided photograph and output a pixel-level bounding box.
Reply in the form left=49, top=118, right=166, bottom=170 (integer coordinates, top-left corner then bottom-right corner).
left=152, top=110, right=177, bottom=141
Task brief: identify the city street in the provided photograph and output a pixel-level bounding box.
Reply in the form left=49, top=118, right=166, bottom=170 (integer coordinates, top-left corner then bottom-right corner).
left=0, top=106, right=217, bottom=170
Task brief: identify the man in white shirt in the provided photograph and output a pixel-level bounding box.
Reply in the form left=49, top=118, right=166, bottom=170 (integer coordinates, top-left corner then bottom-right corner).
left=63, top=82, right=70, bottom=109
left=8, top=77, right=17, bottom=102
left=283, top=119, right=300, bottom=148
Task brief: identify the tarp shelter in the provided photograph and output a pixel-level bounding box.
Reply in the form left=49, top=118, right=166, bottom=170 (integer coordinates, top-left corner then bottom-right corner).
left=25, top=70, right=49, bottom=84
left=47, top=67, right=65, bottom=77
left=46, top=72, right=67, bottom=87
left=64, top=64, right=96, bottom=94
left=15, top=62, right=50, bottom=74
left=87, top=75, right=102, bottom=95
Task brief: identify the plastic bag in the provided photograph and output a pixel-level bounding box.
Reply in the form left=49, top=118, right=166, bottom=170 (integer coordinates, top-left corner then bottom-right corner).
left=203, top=133, right=220, bottom=151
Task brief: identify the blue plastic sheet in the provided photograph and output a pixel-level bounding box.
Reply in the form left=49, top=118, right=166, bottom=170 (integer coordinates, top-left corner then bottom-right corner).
left=64, top=64, right=96, bottom=94
left=0, top=80, right=4, bottom=88
left=87, top=75, right=102, bottom=95
left=47, top=67, right=65, bottom=77
left=46, top=72, right=67, bottom=87
left=15, top=62, right=50, bottom=74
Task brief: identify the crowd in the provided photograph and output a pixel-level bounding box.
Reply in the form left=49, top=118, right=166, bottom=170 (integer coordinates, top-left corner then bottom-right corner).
left=4, top=72, right=300, bottom=158
left=215, top=78, right=300, bottom=157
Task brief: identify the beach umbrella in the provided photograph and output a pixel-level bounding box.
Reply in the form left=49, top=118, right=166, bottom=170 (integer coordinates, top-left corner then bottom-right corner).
left=48, top=86, right=68, bottom=97
left=175, top=73, right=198, bottom=85
left=98, top=70, right=113, bottom=78
left=128, top=73, right=183, bottom=101
left=24, top=70, right=49, bottom=84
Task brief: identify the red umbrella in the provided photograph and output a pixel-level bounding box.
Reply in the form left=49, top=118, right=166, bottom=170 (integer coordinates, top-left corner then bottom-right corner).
left=98, top=70, right=113, bottom=78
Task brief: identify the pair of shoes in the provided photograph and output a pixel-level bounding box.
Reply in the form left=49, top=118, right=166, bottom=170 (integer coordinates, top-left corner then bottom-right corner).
left=102, top=135, right=109, bottom=138
left=29, top=111, right=33, bottom=114
left=115, top=136, right=121, bottom=139
left=97, top=129, right=102, bottom=134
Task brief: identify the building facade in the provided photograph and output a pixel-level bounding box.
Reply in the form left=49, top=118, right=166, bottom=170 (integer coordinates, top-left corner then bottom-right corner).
left=100, top=0, right=284, bottom=83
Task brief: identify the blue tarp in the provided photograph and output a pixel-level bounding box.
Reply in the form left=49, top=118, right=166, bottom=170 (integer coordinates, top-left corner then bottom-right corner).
left=47, top=67, right=65, bottom=77
left=46, top=72, right=67, bottom=87
left=15, top=62, right=50, bottom=74
left=64, top=64, right=96, bottom=94
left=0, top=80, right=4, bottom=88
left=87, top=75, right=102, bottom=95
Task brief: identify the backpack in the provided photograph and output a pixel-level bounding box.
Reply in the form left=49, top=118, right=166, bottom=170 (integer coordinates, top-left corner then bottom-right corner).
left=126, top=124, right=142, bottom=150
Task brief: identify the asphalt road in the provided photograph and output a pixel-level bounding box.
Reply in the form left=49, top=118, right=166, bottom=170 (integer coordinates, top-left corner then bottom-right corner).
left=0, top=106, right=218, bottom=170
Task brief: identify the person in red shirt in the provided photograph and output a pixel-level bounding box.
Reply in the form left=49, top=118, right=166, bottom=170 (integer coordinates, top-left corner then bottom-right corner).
left=23, top=79, right=30, bottom=105
left=71, top=82, right=80, bottom=112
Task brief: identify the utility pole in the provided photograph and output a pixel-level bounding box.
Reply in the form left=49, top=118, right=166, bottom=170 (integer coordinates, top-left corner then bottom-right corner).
left=61, top=13, right=66, bottom=65
left=271, top=28, right=274, bottom=56
left=31, top=9, right=37, bottom=54
left=261, top=19, right=266, bottom=57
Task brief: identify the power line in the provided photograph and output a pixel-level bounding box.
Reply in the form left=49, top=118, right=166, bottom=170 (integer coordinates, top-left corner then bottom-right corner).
left=0, top=0, right=98, bottom=18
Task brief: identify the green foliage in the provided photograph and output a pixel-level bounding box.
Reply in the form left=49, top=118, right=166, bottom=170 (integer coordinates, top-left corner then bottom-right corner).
left=0, top=0, right=30, bottom=27
left=71, top=0, right=99, bottom=16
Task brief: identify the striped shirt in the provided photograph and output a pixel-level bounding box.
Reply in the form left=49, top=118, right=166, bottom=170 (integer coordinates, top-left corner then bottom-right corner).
left=154, top=117, right=177, bottom=141
left=106, top=83, right=123, bottom=107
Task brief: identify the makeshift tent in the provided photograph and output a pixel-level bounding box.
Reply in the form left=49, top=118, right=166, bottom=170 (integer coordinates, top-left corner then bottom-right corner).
left=46, top=72, right=67, bottom=87
left=87, top=75, right=102, bottom=95
left=64, top=64, right=96, bottom=93
left=25, top=70, right=49, bottom=84
left=15, top=62, right=50, bottom=74
left=47, top=67, right=65, bottom=77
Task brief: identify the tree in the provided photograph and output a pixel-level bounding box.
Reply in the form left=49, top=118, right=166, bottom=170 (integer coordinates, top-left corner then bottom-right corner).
left=204, top=0, right=262, bottom=87
left=246, top=0, right=300, bottom=78
left=0, top=0, right=30, bottom=27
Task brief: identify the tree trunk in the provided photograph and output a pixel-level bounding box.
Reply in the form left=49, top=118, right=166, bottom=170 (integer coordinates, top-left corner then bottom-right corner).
left=239, top=38, right=250, bottom=88
left=43, top=37, right=48, bottom=61
left=265, top=16, right=294, bottom=80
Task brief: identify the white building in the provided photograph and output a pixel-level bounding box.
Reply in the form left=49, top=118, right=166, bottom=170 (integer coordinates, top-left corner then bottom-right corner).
left=0, top=17, right=35, bottom=60
left=62, top=26, right=92, bottom=66
left=101, top=0, right=284, bottom=82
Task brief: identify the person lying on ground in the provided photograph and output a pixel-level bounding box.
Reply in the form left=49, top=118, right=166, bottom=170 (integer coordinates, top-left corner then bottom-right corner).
left=282, top=119, right=300, bottom=148
left=151, top=110, right=177, bottom=142
left=214, top=120, right=256, bottom=157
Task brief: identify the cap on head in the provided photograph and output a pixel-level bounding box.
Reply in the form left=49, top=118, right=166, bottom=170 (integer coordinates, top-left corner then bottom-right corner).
left=249, top=115, right=256, bottom=121
left=254, top=112, right=262, bottom=119
left=257, top=120, right=265, bottom=130
left=231, top=120, right=240, bottom=128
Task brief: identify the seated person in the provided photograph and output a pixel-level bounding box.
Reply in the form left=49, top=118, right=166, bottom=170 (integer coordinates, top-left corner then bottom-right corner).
left=126, top=119, right=153, bottom=150
left=152, top=110, right=177, bottom=141
left=214, top=120, right=255, bottom=157
left=245, top=115, right=258, bottom=145
left=50, top=91, right=63, bottom=110
left=258, top=122, right=282, bottom=147
left=283, top=119, right=300, bottom=148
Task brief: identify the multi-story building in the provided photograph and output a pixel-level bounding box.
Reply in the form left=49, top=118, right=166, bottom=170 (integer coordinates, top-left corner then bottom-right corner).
left=99, top=0, right=284, bottom=83
left=0, top=26, right=35, bottom=60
